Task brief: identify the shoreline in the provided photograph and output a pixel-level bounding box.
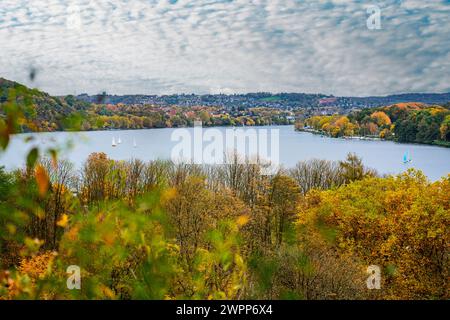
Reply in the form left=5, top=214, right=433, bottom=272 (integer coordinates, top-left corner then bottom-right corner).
left=13, top=123, right=294, bottom=136
left=10, top=124, right=450, bottom=148
left=295, top=128, right=450, bottom=148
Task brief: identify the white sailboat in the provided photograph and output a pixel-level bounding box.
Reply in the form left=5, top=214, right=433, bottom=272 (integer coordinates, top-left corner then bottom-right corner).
left=118, top=136, right=122, bottom=144
left=112, top=137, right=117, bottom=147
left=133, top=138, right=137, bottom=148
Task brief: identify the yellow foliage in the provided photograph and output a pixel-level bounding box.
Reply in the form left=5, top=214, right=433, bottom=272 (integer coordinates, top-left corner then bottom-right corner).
left=379, top=128, right=390, bottom=139
left=236, top=215, right=250, bottom=227
left=57, top=214, right=69, bottom=228
left=18, top=251, right=56, bottom=281
left=298, top=170, right=449, bottom=299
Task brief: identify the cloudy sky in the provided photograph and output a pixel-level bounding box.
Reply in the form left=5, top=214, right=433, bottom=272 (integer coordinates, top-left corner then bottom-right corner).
left=0, top=0, right=449, bottom=96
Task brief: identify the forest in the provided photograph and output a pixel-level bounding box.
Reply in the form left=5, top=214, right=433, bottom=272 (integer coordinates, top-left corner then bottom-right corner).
left=0, top=82, right=449, bottom=301
left=0, top=78, right=294, bottom=133
left=296, top=103, right=450, bottom=147
left=0, top=151, right=448, bottom=300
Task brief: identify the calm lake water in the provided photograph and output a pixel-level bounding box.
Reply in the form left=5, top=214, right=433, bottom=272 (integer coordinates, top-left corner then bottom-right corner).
left=0, top=125, right=449, bottom=181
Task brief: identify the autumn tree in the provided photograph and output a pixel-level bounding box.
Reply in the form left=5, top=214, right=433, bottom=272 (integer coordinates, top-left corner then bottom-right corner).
left=269, top=174, right=300, bottom=247
left=289, top=159, right=343, bottom=195
left=339, top=153, right=376, bottom=184
left=371, top=111, right=392, bottom=127
left=298, top=170, right=449, bottom=299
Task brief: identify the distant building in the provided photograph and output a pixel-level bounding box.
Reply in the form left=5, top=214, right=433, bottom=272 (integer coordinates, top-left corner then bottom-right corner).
left=319, top=97, right=338, bottom=106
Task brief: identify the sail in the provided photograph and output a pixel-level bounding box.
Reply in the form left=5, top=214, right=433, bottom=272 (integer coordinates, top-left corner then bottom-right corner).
left=403, top=151, right=411, bottom=163
left=112, top=137, right=116, bottom=147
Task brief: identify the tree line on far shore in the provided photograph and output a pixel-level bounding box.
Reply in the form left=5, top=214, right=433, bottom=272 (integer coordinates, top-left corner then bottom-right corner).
left=296, top=102, right=450, bottom=147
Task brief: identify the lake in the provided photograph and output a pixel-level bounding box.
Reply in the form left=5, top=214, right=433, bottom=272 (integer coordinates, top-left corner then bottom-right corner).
left=0, top=125, right=449, bottom=181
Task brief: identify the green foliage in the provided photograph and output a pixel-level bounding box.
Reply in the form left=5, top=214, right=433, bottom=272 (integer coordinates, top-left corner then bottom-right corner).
left=0, top=166, right=13, bottom=202
left=1, top=78, right=294, bottom=133
left=0, top=80, right=448, bottom=300
left=54, top=192, right=181, bottom=299
left=299, top=103, right=450, bottom=145
left=26, top=148, right=39, bottom=169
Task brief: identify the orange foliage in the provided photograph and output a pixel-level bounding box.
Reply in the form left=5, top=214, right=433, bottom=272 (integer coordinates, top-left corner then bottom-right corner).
left=18, top=251, right=56, bottom=281
left=34, top=164, right=49, bottom=197
left=370, top=111, right=392, bottom=126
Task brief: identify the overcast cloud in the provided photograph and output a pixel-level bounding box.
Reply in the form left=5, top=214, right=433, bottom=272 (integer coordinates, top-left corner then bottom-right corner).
left=0, top=0, right=449, bottom=96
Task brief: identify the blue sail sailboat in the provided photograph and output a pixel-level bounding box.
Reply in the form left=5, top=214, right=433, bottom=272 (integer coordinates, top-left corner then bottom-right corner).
left=403, top=151, right=412, bottom=164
